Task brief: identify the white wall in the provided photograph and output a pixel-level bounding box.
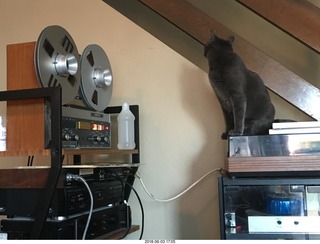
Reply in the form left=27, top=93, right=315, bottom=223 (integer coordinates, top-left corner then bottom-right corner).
left=0, top=0, right=226, bottom=239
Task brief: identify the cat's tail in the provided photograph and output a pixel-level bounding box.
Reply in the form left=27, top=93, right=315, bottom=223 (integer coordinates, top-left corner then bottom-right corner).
left=273, top=119, right=297, bottom=123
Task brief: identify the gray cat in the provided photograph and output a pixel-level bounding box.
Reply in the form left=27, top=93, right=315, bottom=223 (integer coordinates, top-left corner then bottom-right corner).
left=204, top=32, right=275, bottom=140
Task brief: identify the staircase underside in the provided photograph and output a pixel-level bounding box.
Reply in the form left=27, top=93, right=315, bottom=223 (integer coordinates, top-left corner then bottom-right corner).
left=104, top=0, right=320, bottom=121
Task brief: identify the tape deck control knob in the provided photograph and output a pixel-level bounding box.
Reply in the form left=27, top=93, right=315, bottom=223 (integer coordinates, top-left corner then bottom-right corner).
left=90, top=136, right=109, bottom=143
left=64, top=134, right=71, bottom=141
left=91, top=136, right=102, bottom=142
left=64, top=134, right=79, bottom=141
left=102, top=137, right=109, bottom=143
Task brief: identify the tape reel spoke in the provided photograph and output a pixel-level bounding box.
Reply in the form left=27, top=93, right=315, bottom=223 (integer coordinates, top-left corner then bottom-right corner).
left=80, top=44, right=113, bottom=111
left=35, top=25, right=80, bottom=105
left=35, top=26, right=112, bottom=111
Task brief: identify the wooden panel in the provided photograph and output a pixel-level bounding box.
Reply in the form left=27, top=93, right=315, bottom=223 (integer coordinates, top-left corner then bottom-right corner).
left=0, top=168, right=49, bottom=188
left=237, top=0, right=320, bottom=54
left=6, top=42, right=45, bottom=153
left=227, top=155, right=320, bottom=172
left=0, top=149, right=50, bottom=157
left=139, top=0, right=320, bottom=120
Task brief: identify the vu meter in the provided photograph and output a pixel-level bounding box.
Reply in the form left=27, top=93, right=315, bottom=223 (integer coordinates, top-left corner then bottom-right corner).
left=61, top=106, right=111, bottom=149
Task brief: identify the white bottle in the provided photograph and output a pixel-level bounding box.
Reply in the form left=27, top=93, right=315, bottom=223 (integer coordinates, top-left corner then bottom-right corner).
left=117, top=102, right=135, bottom=150
left=0, top=116, right=6, bottom=151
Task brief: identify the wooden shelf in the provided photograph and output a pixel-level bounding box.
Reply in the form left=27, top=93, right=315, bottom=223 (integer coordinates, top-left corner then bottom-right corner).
left=96, top=225, right=140, bottom=240
left=0, top=148, right=139, bottom=157
left=0, top=149, right=51, bottom=157
left=63, top=148, right=139, bottom=155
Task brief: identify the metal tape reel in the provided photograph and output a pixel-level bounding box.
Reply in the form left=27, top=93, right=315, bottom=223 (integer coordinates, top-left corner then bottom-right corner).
left=35, top=25, right=80, bottom=104
left=80, top=44, right=113, bottom=111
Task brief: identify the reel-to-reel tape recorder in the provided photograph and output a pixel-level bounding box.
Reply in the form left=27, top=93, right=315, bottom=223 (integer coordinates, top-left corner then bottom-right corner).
left=7, top=25, right=114, bottom=150
left=3, top=26, right=138, bottom=239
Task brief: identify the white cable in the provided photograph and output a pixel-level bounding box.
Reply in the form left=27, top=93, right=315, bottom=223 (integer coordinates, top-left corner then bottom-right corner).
left=135, top=167, right=223, bottom=202
left=66, top=174, right=93, bottom=240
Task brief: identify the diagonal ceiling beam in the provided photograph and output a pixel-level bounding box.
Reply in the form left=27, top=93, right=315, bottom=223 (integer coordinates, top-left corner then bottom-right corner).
left=237, top=0, right=320, bottom=55
left=139, top=0, right=320, bottom=120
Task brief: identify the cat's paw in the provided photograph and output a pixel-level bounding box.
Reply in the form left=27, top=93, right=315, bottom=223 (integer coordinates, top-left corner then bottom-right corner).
left=221, top=132, right=228, bottom=140
left=228, top=130, right=243, bottom=136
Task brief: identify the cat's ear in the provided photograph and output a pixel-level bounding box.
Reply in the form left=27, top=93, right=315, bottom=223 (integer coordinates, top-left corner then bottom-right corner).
left=209, top=29, right=216, bottom=40
left=228, top=36, right=235, bottom=44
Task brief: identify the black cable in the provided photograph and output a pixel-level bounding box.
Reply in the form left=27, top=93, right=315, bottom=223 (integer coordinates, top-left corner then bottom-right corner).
left=109, top=175, right=132, bottom=239
left=27, top=155, right=34, bottom=166
left=119, top=216, right=131, bottom=240
left=122, top=181, right=144, bottom=240
left=117, top=179, right=131, bottom=240
left=111, top=173, right=139, bottom=240
left=119, top=178, right=125, bottom=200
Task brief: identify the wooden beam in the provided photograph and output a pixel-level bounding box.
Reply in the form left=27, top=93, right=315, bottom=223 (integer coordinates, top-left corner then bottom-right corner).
left=237, top=0, right=320, bottom=54
left=139, top=0, right=320, bottom=120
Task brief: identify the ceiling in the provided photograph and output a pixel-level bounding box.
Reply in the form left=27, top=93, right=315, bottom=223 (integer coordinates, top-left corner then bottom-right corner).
left=103, top=0, right=320, bottom=120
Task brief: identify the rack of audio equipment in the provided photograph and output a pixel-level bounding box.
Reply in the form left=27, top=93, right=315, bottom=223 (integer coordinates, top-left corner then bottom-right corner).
left=0, top=87, right=141, bottom=239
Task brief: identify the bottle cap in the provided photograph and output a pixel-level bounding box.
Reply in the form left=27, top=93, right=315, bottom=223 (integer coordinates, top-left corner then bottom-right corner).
left=122, top=102, right=129, bottom=109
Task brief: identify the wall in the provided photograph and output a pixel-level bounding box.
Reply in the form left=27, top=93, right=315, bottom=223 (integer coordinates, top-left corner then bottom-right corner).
left=0, top=0, right=310, bottom=240
left=0, top=0, right=225, bottom=239
left=190, top=0, right=320, bottom=110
